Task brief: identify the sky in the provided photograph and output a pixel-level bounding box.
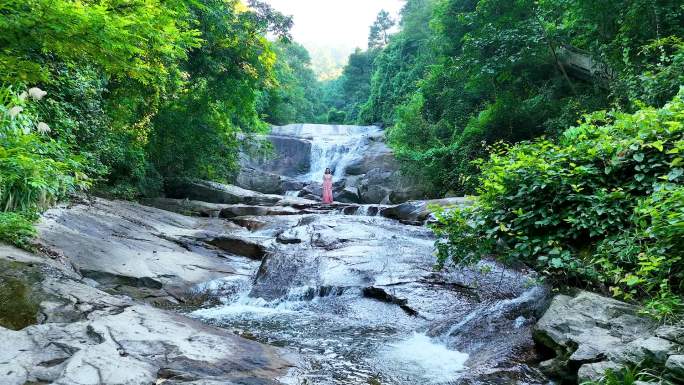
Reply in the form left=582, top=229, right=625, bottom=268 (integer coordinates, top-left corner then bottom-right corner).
left=264, top=0, right=404, bottom=54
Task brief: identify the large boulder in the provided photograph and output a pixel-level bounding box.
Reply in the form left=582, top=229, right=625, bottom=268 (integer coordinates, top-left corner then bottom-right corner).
left=335, top=186, right=361, bottom=203
left=534, top=290, right=684, bottom=383
left=235, top=167, right=285, bottom=194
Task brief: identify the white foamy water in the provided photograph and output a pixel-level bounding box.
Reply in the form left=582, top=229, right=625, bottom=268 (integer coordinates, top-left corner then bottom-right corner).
left=380, top=333, right=469, bottom=383
left=271, top=124, right=382, bottom=182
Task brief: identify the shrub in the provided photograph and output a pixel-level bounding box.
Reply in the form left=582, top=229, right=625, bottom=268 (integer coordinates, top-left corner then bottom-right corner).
left=0, top=86, right=90, bottom=247
left=433, top=89, right=684, bottom=319
left=0, top=212, right=36, bottom=249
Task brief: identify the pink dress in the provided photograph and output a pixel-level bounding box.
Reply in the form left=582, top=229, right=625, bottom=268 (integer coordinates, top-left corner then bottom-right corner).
left=322, top=174, right=333, bottom=203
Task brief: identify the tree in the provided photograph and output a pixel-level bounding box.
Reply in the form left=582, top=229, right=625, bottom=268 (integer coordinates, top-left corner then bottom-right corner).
left=368, top=10, right=395, bottom=49
left=257, top=40, right=326, bottom=125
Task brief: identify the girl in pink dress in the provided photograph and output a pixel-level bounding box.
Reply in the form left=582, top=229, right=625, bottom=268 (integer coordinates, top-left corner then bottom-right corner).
left=322, top=168, right=333, bottom=204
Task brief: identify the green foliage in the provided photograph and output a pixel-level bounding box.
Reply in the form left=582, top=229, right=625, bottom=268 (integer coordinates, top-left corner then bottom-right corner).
left=350, top=0, right=684, bottom=195
left=581, top=365, right=671, bottom=385
left=0, top=0, right=199, bottom=84
left=0, top=0, right=296, bottom=202
left=0, top=212, right=37, bottom=250
left=360, top=0, right=437, bottom=125
left=368, top=10, right=395, bottom=50
left=1, top=87, right=90, bottom=209
left=433, top=91, right=684, bottom=319
left=257, top=40, right=326, bottom=125
left=147, top=0, right=279, bottom=184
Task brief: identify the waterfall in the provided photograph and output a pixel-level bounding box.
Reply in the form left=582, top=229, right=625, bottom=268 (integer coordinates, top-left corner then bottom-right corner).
left=271, top=124, right=381, bottom=182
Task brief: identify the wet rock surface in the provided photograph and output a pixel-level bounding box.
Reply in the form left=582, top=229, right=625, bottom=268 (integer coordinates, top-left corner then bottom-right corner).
left=6, top=185, right=650, bottom=385
left=190, top=204, right=552, bottom=384
left=0, top=197, right=295, bottom=385
left=234, top=124, right=429, bottom=203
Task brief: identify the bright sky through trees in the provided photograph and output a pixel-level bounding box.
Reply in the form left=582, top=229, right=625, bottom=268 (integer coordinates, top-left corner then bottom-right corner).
left=264, top=0, right=403, bottom=53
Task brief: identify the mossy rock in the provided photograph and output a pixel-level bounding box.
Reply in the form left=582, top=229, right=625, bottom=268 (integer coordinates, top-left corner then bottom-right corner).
left=0, top=260, right=42, bottom=330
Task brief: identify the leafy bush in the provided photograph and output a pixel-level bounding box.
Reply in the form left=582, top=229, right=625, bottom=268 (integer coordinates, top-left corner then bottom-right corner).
left=1, top=87, right=90, bottom=210
left=0, top=212, right=36, bottom=250
left=1, top=86, right=90, bottom=247
left=433, top=89, right=684, bottom=319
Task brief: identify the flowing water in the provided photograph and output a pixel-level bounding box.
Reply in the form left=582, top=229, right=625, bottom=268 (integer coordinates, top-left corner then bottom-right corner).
left=271, top=124, right=382, bottom=182
left=189, top=125, right=547, bottom=385
left=191, top=263, right=470, bottom=385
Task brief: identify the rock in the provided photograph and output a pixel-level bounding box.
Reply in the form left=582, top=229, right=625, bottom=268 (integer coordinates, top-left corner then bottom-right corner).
left=362, top=286, right=417, bottom=316
left=0, top=242, right=292, bottom=385
left=141, top=197, right=228, bottom=217
left=335, top=186, right=360, bottom=203
left=577, top=361, right=625, bottom=384
left=624, top=336, right=676, bottom=365
left=359, top=184, right=391, bottom=204
left=166, top=179, right=282, bottom=205
left=235, top=167, right=286, bottom=194
left=219, top=204, right=301, bottom=218
left=241, top=134, right=311, bottom=177
left=533, top=290, right=680, bottom=383
left=665, top=355, right=684, bottom=382
left=656, top=324, right=684, bottom=344
left=381, top=197, right=472, bottom=223
left=229, top=217, right=268, bottom=231
left=206, top=235, right=268, bottom=260
left=36, top=198, right=252, bottom=301
left=302, top=182, right=322, bottom=198
left=539, top=358, right=573, bottom=381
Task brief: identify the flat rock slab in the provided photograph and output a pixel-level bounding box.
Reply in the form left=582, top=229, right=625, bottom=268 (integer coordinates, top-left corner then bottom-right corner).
left=380, top=197, right=473, bottom=223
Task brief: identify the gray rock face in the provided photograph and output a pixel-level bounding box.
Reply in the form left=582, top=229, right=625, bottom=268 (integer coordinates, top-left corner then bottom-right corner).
left=0, top=265, right=291, bottom=385
left=235, top=167, right=287, bottom=194
left=239, top=212, right=550, bottom=383
left=234, top=124, right=430, bottom=204
left=666, top=355, right=684, bottom=383
left=534, top=290, right=684, bottom=383
left=36, top=198, right=257, bottom=302
left=0, top=197, right=295, bottom=385
left=243, top=134, right=312, bottom=177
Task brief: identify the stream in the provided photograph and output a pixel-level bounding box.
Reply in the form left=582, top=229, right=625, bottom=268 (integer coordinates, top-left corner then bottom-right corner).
left=188, top=125, right=549, bottom=384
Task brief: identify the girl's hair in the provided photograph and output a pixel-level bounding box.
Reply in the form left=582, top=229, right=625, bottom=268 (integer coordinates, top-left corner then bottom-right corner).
left=325, top=168, right=331, bottom=174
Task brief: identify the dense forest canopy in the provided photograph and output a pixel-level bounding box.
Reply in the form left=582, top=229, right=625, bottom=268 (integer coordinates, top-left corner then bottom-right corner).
left=0, top=0, right=294, bottom=243
left=317, top=0, right=684, bottom=195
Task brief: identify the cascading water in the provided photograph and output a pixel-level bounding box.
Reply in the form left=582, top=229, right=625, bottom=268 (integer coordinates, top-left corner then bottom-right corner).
left=271, top=124, right=382, bottom=182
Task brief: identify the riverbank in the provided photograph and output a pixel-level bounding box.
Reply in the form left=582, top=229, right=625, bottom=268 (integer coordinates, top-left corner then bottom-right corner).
left=2, top=183, right=682, bottom=384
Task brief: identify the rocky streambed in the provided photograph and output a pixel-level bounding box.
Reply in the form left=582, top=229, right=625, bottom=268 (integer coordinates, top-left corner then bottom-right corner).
left=1, top=181, right=682, bottom=385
